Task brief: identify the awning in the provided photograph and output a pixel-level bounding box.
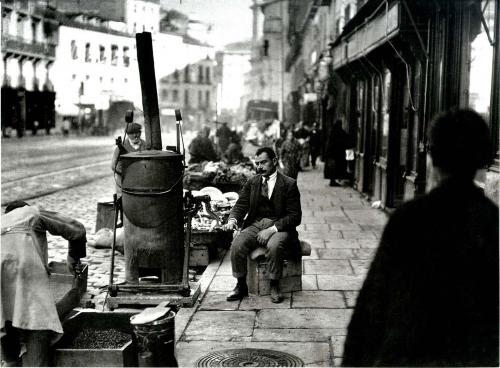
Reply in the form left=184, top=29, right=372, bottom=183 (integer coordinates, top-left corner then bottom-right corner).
left=332, top=1, right=400, bottom=70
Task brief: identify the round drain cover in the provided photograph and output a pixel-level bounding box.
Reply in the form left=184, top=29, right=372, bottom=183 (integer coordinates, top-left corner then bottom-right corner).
left=196, top=348, right=304, bottom=367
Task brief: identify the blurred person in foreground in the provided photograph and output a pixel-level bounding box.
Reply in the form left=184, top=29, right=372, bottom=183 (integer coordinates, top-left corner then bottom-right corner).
left=342, top=109, right=499, bottom=367
left=111, top=122, right=146, bottom=194
left=188, top=126, right=218, bottom=164
left=1, top=201, right=87, bottom=367
left=222, top=147, right=302, bottom=303
left=216, top=122, right=232, bottom=154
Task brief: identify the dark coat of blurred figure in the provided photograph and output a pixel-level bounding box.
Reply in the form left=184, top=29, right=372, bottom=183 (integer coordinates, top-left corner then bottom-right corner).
left=309, top=122, right=322, bottom=169
left=342, top=109, right=499, bottom=367
left=279, top=130, right=302, bottom=179
left=216, top=122, right=232, bottom=154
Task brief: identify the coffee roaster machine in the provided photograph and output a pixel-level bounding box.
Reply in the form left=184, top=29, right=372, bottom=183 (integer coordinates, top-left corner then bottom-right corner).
left=105, top=33, right=214, bottom=309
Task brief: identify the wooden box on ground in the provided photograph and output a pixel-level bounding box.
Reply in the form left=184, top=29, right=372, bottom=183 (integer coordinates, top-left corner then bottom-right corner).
left=247, top=257, right=302, bottom=296
left=52, top=311, right=138, bottom=367
left=189, top=244, right=209, bottom=267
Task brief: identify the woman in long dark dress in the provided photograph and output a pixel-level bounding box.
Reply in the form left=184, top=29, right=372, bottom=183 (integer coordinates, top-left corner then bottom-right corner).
left=324, top=119, right=348, bottom=186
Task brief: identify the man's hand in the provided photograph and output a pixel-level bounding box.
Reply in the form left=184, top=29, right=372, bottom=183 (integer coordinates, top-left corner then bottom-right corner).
left=222, top=218, right=238, bottom=232
left=257, top=227, right=276, bottom=245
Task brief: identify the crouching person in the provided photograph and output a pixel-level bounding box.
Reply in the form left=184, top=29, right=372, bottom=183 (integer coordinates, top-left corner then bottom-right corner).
left=1, top=201, right=87, bottom=367
left=222, top=147, right=302, bottom=303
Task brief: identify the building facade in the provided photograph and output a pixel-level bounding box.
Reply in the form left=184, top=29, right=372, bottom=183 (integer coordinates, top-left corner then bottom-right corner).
left=286, top=0, right=499, bottom=206
left=1, top=0, right=59, bottom=137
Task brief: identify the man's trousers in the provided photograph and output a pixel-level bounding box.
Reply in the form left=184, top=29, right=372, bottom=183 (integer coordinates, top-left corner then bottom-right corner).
left=231, top=218, right=292, bottom=280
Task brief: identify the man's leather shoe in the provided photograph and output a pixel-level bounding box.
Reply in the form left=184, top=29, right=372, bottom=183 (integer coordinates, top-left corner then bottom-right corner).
left=226, top=284, right=248, bottom=301
left=270, top=284, right=284, bottom=303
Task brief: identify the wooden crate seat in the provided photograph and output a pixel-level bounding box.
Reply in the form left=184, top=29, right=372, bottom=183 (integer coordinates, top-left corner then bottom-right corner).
left=247, top=240, right=311, bottom=296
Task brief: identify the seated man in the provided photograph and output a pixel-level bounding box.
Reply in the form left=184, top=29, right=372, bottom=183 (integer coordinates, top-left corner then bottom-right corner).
left=1, top=201, right=87, bottom=367
left=222, top=147, right=302, bottom=303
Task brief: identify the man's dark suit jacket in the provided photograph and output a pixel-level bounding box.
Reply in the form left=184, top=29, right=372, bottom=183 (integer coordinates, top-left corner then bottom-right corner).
left=342, top=178, right=499, bottom=367
left=229, top=171, right=302, bottom=250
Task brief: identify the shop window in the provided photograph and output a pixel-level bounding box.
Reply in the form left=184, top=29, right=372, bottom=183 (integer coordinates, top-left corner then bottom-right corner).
left=380, top=69, right=391, bottom=159
left=71, top=40, right=78, bottom=59
left=85, top=43, right=91, bottom=62
left=123, top=46, right=130, bottom=67
left=468, top=0, right=497, bottom=155
left=111, top=45, right=118, bottom=65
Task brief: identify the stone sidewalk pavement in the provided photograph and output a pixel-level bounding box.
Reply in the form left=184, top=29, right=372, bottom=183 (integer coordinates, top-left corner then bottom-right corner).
left=21, top=162, right=388, bottom=366
left=175, top=166, right=388, bottom=366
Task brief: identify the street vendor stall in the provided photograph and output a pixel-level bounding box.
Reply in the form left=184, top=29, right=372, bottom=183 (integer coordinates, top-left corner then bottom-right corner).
left=183, top=161, right=255, bottom=193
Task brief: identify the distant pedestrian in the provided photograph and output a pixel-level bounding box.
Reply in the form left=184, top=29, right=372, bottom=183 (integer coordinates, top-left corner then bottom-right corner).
left=309, top=122, right=322, bottom=169
left=111, top=122, right=146, bottom=194
left=342, top=109, right=499, bottom=367
left=279, top=130, right=301, bottom=179
left=188, top=126, right=218, bottom=164
left=216, top=122, right=232, bottom=154
left=294, top=121, right=310, bottom=169
left=62, top=117, right=71, bottom=137
left=325, top=119, right=349, bottom=186
left=223, top=132, right=244, bottom=164
left=32, top=120, right=40, bottom=136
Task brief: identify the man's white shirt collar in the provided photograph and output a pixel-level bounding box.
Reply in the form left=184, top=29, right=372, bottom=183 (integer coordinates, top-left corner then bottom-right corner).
left=262, top=171, right=278, bottom=199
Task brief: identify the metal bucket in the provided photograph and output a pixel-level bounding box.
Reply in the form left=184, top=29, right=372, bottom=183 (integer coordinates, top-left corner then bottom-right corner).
left=130, top=311, right=177, bottom=367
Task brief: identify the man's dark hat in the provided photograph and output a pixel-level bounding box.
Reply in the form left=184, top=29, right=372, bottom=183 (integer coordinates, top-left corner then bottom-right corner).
left=126, top=122, right=142, bottom=134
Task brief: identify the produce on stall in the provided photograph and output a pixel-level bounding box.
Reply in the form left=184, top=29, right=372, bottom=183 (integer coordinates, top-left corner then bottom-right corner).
left=183, top=161, right=255, bottom=192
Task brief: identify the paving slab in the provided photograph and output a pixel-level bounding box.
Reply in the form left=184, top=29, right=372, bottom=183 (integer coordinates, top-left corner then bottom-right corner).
left=330, top=335, right=347, bottom=358
left=183, top=311, right=256, bottom=341
left=257, top=309, right=352, bottom=329
left=301, top=215, right=326, bottom=224
left=317, top=248, right=355, bottom=259
left=353, top=248, right=376, bottom=259
left=303, top=259, right=353, bottom=275
left=324, top=239, right=363, bottom=249
left=340, top=230, right=377, bottom=239
left=252, top=328, right=346, bottom=342
left=328, top=222, right=363, bottom=231
left=208, top=275, right=236, bottom=291
left=299, top=230, right=343, bottom=239
left=239, top=293, right=291, bottom=310
left=314, top=210, right=345, bottom=217
left=343, top=291, right=359, bottom=308
left=302, top=248, right=319, bottom=260
left=305, top=223, right=332, bottom=231
left=317, top=275, right=365, bottom=291
left=301, top=274, right=318, bottom=290
left=292, top=290, right=345, bottom=308
left=350, top=259, right=372, bottom=276
left=176, top=341, right=332, bottom=367
left=299, top=239, right=325, bottom=248
left=199, top=292, right=240, bottom=311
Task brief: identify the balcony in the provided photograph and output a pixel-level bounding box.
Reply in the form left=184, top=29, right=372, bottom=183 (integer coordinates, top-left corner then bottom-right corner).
left=1, top=35, right=56, bottom=59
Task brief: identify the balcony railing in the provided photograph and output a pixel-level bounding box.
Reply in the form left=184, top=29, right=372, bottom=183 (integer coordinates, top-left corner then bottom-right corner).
left=1, top=35, right=56, bottom=58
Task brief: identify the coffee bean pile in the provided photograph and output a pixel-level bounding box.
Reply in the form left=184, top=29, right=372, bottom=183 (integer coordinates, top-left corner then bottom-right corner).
left=69, top=328, right=131, bottom=349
